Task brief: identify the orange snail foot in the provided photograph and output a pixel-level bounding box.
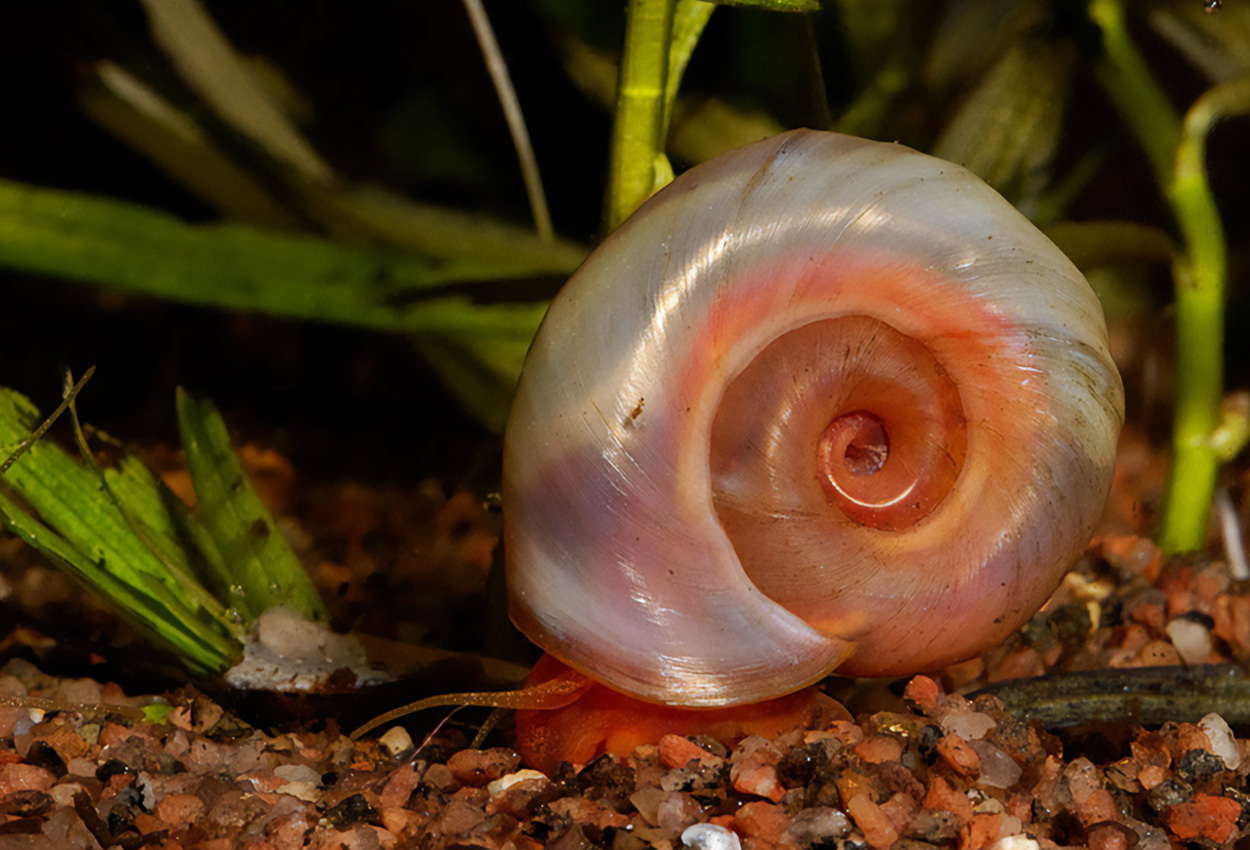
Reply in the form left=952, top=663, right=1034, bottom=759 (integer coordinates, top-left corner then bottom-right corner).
left=515, top=655, right=851, bottom=776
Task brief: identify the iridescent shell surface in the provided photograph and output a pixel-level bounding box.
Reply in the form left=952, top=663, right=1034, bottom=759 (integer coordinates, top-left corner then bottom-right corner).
left=503, top=129, right=1124, bottom=706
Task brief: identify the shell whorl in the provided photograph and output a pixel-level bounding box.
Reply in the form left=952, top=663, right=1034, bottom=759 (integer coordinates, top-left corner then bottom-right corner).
left=503, top=130, right=1124, bottom=707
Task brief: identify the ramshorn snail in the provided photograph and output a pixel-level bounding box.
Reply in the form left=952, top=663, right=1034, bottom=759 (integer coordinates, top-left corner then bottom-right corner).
left=355, top=129, right=1124, bottom=772
left=503, top=129, right=1123, bottom=716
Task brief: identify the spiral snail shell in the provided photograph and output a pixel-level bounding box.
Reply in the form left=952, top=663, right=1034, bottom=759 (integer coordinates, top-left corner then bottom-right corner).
left=503, top=129, right=1123, bottom=708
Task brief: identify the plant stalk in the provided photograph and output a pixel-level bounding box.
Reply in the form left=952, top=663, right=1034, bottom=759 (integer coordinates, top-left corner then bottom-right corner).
left=1089, top=0, right=1239, bottom=553
left=1159, top=77, right=1250, bottom=551
left=605, top=0, right=677, bottom=232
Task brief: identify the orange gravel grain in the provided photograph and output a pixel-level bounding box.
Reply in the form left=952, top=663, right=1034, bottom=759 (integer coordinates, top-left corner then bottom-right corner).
left=1163, top=793, right=1241, bottom=843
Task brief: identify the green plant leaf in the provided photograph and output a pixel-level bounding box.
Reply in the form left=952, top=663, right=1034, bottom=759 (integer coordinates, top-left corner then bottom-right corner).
left=0, top=178, right=571, bottom=427
left=176, top=388, right=328, bottom=624
left=0, top=177, right=567, bottom=335
left=0, top=387, right=240, bottom=675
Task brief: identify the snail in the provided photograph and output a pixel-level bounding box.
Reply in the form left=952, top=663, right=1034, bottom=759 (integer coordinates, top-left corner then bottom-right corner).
left=353, top=129, right=1123, bottom=773
left=501, top=130, right=1123, bottom=769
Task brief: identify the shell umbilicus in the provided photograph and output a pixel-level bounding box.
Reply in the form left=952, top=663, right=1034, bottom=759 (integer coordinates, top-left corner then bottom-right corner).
left=503, top=129, right=1124, bottom=708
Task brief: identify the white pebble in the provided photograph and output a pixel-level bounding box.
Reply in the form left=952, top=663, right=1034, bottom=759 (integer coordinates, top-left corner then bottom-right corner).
left=682, top=823, right=742, bottom=850
left=1000, top=816, right=1024, bottom=837
left=1198, top=712, right=1242, bottom=770
left=986, top=835, right=1039, bottom=850
left=1165, top=619, right=1212, bottom=665
left=941, top=711, right=996, bottom=741
left=487, top=768, right=548, bottom=797
left=276, top=780, right=320, bottom=802
left=378, top=726, right=414, bottom=758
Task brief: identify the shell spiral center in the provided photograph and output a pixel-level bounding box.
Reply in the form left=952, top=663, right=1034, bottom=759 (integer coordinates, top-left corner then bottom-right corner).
left=712, top=315, right=968, bottom=536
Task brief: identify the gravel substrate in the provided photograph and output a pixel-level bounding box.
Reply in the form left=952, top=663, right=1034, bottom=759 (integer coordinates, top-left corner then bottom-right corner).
left=1, top=651, right=1248, bottom=849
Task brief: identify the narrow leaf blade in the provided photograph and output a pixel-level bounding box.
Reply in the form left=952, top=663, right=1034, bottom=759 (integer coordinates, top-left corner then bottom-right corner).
left=176, top=389, right=327, bottom=623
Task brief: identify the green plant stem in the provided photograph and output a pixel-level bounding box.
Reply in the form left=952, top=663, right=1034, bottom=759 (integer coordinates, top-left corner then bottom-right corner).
left=604, top=0, right=716, bottom=232
left=605, top=0, right=677, bottom=231
left=663, top=1, right=717, bottom=135
left=1090, top=0, right=1241, bottom=553
left=1160, top=77, right=1250, bottom=551
left=1088, top=0, right=1180, bottom=181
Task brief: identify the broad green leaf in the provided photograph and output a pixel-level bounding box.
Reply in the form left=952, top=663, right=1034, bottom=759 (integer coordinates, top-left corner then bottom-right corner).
left=102, top=453, right=231, bottom=608
left=0, top=178, right=569, bottom=335
left=0, top=178, right=568, bottom=427
left=176, top=389, right=328, bottom=624
left=0, top=388, right=239, bottom=674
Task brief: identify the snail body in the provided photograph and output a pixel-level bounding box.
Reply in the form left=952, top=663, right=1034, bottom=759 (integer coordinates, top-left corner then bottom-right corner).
left=503, top=130, right=1123, bottom=711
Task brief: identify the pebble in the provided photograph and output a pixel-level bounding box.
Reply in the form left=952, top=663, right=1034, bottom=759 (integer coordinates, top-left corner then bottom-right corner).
left=1087, top=822, right=1133, bottom=850
left=1104, top=757, right=1142, bottom=793
left=1136, top=639, right=1182, bottom=666
left=274, top=763, right=321, bottom=785
left=970, top=740, right=1021, bottom=788
left=656, top=791, right=701, bottom=831
left=985, top=834, right=1039, bottom=850
left=729, top=759, right=784, bottom=802
left=155, top=791, right=206, bottom=826
left=1165, top=618, right=1213, bottom=664
left=0, top=763, right=54, bottom=796
left=903, top=676, right=940, bottom=715
left=960, top=811, right=1003, bottom=850
left=1197, top=713, right=1241, bottom=769
left=855, top=735, right=904, bottom=765
left=784, top=806, right=851, bottom=844
left=941, top=711, right=996, bottom=741
left=377, top=726, right=413, bottom=759
left=847, top=794, right=899, bottom=850
left=681, top=823, right=741, bottom=850
left=1125, top=817, right=1172, bottom=850
left=660, top=734, right=724, bottom=770
left=1074, top=787, right=1118, bottom=827
left=486, top=768, right=548, bottom=797
left=734, top=800, right=789, bottom=843
left=936, top=733, right=981, bottom=777
left=1162, top=792, right=1241, bottom=843
left=1062, top=757, right=1102, bottom=806
left=923, top=775, right=973, bottom=824
left=446, top=747, right=521, bottom=787
left=729, top=740, right=785, bottom=802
